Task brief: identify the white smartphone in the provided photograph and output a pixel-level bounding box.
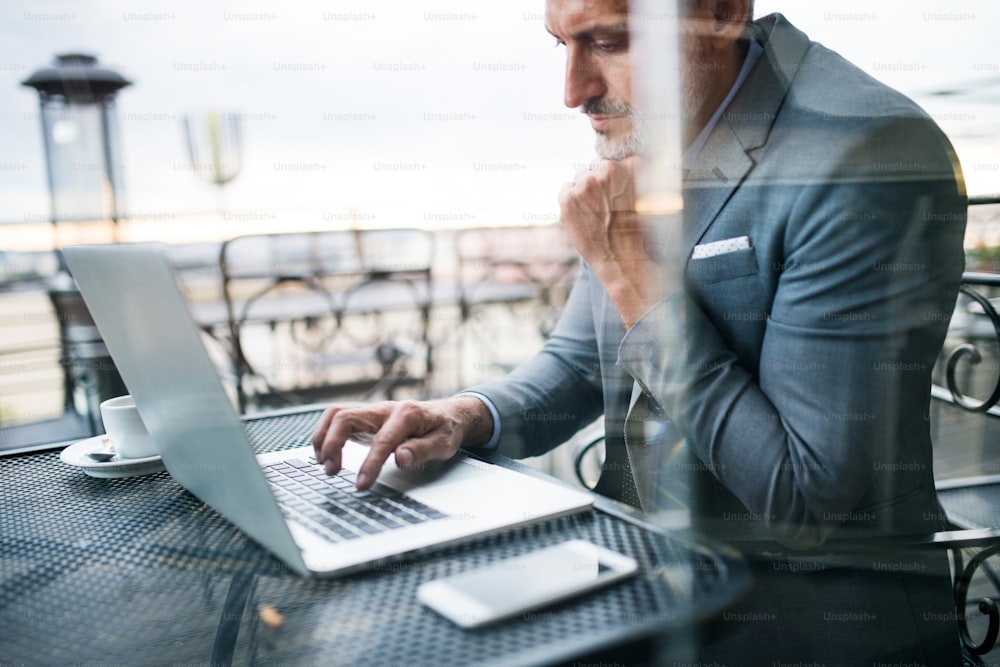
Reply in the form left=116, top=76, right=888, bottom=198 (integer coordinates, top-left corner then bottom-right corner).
left=417, top=539, right=639, bottom=628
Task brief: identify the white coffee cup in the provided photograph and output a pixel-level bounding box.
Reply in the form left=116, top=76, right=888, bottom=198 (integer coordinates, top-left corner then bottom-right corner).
left=99, top=395, right=157, bottom=459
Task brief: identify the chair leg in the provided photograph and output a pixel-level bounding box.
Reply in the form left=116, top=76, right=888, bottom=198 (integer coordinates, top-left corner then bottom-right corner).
left=953, top=544, right=1000, bottom=662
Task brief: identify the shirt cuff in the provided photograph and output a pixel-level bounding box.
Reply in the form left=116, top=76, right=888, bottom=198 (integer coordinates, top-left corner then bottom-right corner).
left=455, top=391, right=501, bottom=451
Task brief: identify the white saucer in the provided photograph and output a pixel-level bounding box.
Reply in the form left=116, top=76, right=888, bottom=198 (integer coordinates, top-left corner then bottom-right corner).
left=60, top=435, right=165, bottom=479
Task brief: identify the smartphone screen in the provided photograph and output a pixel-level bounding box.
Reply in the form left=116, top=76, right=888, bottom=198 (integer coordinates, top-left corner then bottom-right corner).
left=417, top=539, right=639, bottom=628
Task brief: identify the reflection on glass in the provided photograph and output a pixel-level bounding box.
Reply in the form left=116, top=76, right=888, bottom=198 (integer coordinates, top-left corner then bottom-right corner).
left=627, top=8, right=694, bottom=660
left=629, top=0, right=689, bottom=528
left=182, top=111, right=242, bottom=214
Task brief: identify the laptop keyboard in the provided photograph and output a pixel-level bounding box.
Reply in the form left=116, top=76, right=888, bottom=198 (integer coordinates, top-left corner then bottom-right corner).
left=263, top=457, right=448, bottom=542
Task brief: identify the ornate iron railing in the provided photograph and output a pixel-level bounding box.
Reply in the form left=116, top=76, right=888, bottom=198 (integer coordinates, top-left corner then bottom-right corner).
left=929, top=195, right=1000, bottom=665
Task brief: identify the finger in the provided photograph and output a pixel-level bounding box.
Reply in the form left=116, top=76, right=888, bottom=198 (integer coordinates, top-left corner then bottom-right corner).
left=320, top=408, right=383, bottom=477
left=589, top=157, right=610, bottom=174
left=393, top=433, right=454, bottom=470
left=355, top=401, right=427, bottom=489
left=603, top=162, right=635, bottom=210
left=558, top=181, right=575, bottom=214
left=311, top=406, right=340, bottom=456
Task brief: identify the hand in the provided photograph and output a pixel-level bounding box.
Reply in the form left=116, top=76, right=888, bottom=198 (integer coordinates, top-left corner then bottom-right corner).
left=558, top=157, right=663, bottom=328
left=310, top=397, right=492, bottom=490
left=558, top=157, right=640, bottom=265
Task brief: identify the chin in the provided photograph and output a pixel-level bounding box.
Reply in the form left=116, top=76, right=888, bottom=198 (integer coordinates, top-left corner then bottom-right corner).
left=595, top=134, right=639, bottom=160
left=596, top=113, right=649, bottom=160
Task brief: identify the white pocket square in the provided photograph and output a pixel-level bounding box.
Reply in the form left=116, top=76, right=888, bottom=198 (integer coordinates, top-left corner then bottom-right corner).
left=691, top=235, right=751, bottom=259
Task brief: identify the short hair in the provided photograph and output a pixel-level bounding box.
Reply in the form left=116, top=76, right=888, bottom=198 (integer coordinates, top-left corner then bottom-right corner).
left=680, top=1, right=755, bottom=24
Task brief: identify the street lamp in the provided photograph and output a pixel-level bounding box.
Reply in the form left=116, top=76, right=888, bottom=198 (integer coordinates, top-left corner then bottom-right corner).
left=22, top=53, right=132, bottom=234
left=21, top=54, right=131, bottom=435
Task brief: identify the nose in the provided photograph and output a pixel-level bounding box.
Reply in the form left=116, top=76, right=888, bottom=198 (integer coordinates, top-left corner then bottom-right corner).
left=563, top=47, right=605, bottom=109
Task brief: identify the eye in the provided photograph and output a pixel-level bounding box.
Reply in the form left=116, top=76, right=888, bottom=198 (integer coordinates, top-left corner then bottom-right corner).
left=553, top=38, right=566, bottom=47
left=593, top=38, right=625, bottom=53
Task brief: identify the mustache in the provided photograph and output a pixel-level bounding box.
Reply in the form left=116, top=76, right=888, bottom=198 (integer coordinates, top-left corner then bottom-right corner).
left=582, top=98, right=632, bottom=116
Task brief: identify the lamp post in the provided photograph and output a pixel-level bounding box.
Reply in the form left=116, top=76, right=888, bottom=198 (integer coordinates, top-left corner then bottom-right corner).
left=22, top=53, right=131, bottom=237
left=21, top=54, right=131, bottom=435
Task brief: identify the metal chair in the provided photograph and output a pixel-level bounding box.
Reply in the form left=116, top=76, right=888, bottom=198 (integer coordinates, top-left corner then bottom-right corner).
left=454, top=224, right=578, bottom=386
left=218, top=229, right=435, bottom=413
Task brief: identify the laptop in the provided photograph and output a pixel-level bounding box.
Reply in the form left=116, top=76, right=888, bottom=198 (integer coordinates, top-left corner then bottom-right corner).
left=63, top=243, right=592, bottom=577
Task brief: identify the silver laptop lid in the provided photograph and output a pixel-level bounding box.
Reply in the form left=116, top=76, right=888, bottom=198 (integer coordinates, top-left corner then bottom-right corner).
left=63, top=243, right=307, bottom=574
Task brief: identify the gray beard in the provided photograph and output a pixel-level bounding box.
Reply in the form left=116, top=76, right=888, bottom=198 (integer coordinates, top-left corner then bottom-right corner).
left=594, top=110, right=649, bottom=160
left=591, top=67, right=709, bottom=161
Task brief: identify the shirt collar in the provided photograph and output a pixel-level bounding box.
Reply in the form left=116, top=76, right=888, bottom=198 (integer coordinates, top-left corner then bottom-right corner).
left=681, top=38, right=764, bottom=169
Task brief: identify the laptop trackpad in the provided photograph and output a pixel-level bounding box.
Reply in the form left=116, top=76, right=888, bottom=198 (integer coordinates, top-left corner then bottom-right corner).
left=340, top=440, right=480, bottom=491
left=339, top=441, right=572, bottom=518
left=378, top=456, right=481, bottom=491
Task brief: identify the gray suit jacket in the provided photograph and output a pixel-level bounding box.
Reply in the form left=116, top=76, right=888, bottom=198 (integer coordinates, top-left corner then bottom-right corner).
left=470, top=14, right=966, bottom=551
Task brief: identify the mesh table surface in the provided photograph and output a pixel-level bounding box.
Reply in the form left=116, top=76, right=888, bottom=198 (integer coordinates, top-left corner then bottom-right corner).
left=0, top=409, right=746, bottom=666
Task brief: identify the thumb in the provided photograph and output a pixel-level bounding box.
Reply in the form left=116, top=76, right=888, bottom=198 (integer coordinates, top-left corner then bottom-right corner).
left=394, top=435, right=458, bottom=470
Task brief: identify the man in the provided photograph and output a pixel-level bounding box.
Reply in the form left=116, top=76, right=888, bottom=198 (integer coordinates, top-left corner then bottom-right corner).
left=314, top=0, right=967, bottom=662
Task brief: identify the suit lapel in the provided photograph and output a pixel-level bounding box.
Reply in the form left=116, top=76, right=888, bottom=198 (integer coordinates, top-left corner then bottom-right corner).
left=683, top=126, right=756, bottom=252
left=626, top=15, right=814, bottom=512
left=682, top=13, right=812, bottom=257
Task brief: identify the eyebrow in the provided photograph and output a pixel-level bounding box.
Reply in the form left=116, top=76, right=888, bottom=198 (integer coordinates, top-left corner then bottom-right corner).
left=545, top=20, right=629, bottom=42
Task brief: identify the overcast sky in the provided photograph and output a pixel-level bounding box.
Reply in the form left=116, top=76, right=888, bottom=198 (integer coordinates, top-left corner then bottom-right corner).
left=2, top=0, right=998, bottom=230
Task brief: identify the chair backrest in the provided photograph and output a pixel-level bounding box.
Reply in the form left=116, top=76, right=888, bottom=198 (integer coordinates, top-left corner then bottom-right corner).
left=216, top=229, right=435, bottom=412
left=220, top=231, right=363, bottom=284
left=455, top=224, right=577, bottom=293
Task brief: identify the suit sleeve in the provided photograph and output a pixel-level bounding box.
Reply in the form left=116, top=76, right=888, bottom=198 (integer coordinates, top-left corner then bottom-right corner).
left=465, top=264, right=606, bottom=459
left=618, top=116, right=967, bottom=548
